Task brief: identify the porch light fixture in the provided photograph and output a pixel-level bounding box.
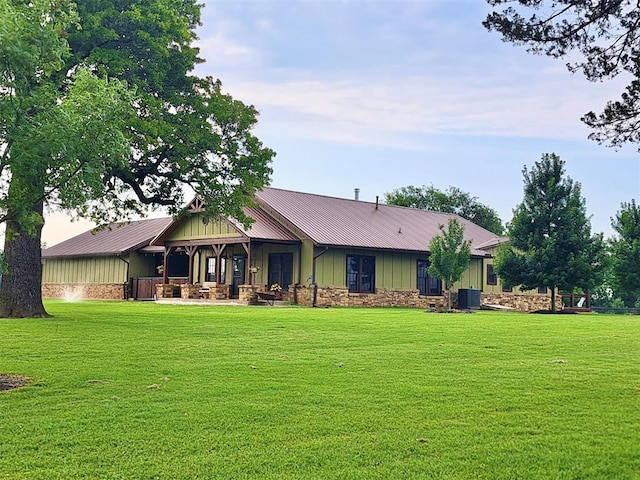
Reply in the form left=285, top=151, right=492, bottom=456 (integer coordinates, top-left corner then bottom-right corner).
left=202, top=217, right=210, bottom=226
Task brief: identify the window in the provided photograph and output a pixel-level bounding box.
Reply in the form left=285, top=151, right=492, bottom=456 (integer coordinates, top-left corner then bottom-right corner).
left=347, top=255, right=375, bottom=293
left=167, top=251, right=188, bottom=277
left=268, top=253, right=293, bottom=291
left=502, top=285, right=513, bottom=293
left=206, top=257, right=226, bottom=283
left=417, top=260, right=442, bottom=295
left=487, top=264, right=498, bottom=285
left=538, top=286, right=548, bottom=294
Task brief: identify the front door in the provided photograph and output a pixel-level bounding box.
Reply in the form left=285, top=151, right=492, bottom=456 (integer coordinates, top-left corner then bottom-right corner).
left=231, top=256, right=246, bottom=298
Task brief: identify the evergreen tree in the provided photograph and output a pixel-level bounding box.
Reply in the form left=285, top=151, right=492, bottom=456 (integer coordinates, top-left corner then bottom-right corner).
left=494, top=154, right=602, bottom=312
left=485, top=1, right=640, bottom=153
left=609, top=200, right=640, bottom=307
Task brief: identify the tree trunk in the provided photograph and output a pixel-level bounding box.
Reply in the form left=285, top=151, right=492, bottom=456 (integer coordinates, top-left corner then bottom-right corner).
left=0, top=200, right=49, bottom=318
left=550, top=287, right=557, bottom=313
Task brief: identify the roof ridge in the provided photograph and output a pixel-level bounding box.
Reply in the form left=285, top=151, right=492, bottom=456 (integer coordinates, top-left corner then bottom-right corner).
left=263, top=187, right=466, bottom=217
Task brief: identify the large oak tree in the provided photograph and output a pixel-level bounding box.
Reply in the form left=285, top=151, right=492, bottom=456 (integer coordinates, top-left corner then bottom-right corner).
left=0, top=0, right=275, bottom=317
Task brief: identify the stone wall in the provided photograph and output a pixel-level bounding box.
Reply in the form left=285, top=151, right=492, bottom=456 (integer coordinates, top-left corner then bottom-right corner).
left=291, top=285, right=449, bottom=309
left=481, top=292, right=561, bottom=312
left=239, top=284, right=260, bottom=303
left=288, top=284, right=556, bottom=312
left=42, top=283, right=126, bottom=300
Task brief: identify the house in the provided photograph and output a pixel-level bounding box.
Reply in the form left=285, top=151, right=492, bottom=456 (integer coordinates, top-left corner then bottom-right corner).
left=42, top=187, right=555, bottom=311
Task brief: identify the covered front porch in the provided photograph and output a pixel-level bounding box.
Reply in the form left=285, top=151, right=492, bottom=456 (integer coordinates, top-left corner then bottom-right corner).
left=152, top=239, right=301, bottom=303
left=149, top=197, right=303, bottom=303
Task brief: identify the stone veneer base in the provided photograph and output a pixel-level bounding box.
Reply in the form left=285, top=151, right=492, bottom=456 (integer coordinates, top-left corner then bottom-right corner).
left=43, top=283, right=560, bottom=312
left=292, top=285, right=557, bottom=312
left=42, top=283, right=126, bottom=300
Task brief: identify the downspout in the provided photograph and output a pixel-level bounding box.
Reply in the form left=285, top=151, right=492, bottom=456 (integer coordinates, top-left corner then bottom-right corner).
left=117, top=255, right=130, bottom=299
left=311, top=246, right=329, bottom=307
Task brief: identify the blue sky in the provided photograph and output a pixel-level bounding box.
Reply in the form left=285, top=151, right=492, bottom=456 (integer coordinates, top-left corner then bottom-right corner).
left=43, top=0, right=640, bottom=245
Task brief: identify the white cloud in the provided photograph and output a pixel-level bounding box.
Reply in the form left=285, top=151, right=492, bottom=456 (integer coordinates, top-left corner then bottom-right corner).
left=214, top=63, right=622, bottom=151
left=194, top=33, right=259, bottom=68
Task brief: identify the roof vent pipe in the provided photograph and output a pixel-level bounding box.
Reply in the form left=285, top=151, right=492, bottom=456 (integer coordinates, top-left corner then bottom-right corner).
left=375, top=196, right=379, bottom=210
left=354, top=188, right=360, bottom=201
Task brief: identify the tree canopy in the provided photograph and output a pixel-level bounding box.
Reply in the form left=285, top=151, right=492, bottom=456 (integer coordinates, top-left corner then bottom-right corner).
left=385, top=185, right=504, bottom=235
left=609, top=200, right=640, bottom=307
left=0, top=0, right=275, bottom=317
left=428, top=218, right=472, bottom=311
left=494, top=153, right=603, bottom=311
left=484, top=1, right=640, bottom=152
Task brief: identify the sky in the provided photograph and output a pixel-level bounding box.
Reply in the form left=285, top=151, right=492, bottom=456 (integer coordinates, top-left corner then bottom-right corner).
left=42, top=0, right=640, bottom=246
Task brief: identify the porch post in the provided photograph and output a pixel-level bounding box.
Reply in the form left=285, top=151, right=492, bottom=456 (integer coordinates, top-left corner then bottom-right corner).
left=215, top=250, right=222, bottom=284
left=185, top=245, right=198, bottom=284
left=212, top=243, right=227, bottom=284
left=242, top=242, right=251, bottom=285
left=162, top=246, right=173, bottom=284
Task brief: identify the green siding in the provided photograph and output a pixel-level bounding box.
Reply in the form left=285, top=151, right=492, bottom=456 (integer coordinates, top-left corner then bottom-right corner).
left=251, top=244, right=300, bottom=287
left=128, top=252, right=160, bottom=278
left=314, top=249, right=344, bottom=286
left=42, top=256, right=128, bottom=284
left=300, top=240, right=315, bottom=284
left=167, top=215, right=240, bottom=241
left=483, top=258, right=502, bottom=294
left=454, top=258, right=484, bottom=290
left=313, top=250, right=499, bottom=293
left=315, top=249, right=420, bottom=290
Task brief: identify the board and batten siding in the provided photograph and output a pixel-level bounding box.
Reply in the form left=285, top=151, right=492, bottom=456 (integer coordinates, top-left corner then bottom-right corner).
left=128, top=251, right=160, bottom=278
left=313, top=249, right=489, bottom=293
left=42, top=256, right=128, bottom=284
left=167, top=215, right=240, bottom=241
left=454, top=258, right=484, bottom=291
left=314, top=249, right=418, bottom=290
left=249, top=244, right=300, bottom=287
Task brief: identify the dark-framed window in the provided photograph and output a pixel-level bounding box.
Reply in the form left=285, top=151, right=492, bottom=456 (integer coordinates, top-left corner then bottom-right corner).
left=538, top=286, right=548, bottom=294
left=487, top=264, right=498, bottom=285
left=347, top=255, right=375, bottom=293
left=268, top=253, right=293, bottom=291
left=167, top=251, right=189, bottom=277
left=206, top=257, right=226, bottom=283
left=502, top=285, right=513, bottom=293
left=417, top=260, right=442, bottom=296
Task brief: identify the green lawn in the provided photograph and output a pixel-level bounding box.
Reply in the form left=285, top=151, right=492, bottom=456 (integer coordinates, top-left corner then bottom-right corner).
left=1, top=301, right=638, bottom=479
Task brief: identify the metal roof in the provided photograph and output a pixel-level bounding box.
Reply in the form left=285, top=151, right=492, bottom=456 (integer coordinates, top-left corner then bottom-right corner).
left=474, top=237, right=509, bottom=251
left=256, top=188, right=500, bottom=255
left=148, top=203, right=300, bottom=246
left=42, top=217, right=173, bottom=258
left=232, top=206, right=300, bottom=242
left=42, top=188, right=502, bottom=258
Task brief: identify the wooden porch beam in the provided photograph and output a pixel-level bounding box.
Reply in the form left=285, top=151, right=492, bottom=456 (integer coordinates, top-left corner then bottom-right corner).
left=244, top=242, right=252, bottom=286
left=185, top=245, right=198, bottom=284
left=162, top=246, right=175, bottom=284
left=211, top=244, right=227, bottom=284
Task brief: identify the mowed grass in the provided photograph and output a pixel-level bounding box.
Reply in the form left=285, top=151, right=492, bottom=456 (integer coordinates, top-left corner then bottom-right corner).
left=1, top=301, right=639, bottom=479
